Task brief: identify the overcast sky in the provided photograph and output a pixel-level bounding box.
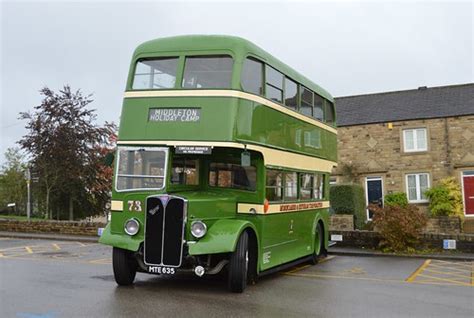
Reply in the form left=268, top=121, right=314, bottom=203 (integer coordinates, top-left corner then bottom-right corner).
left=1, top=0, right=473, bottom=164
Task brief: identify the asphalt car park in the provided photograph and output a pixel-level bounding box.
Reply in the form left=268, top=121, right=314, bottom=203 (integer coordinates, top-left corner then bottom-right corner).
left=0, top=238, right=473, bottom=318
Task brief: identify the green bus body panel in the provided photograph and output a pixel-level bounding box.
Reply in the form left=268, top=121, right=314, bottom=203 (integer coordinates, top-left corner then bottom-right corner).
left=129, top=35, right=334, bottom=103
left=187, top=219, right=258, bottom=255
left=99, top=223, right=141, bottom=252
left=119, top=96, right=337, bottom=162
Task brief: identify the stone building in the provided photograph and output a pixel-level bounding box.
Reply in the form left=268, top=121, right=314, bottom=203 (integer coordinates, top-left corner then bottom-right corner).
left=333, top=83, right=474, bottom=227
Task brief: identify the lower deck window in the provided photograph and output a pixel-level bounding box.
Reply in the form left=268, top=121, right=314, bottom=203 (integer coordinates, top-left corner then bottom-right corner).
left=284, top=172, right=298, bottom=200
left=209, top=162, right=256, bottom=191
left=116, top=147, right=167, bottom=191
left=300, top=174, right=314, bottom=200
left=171, top=158, right=199, bottom=185
left=266, top=169, right=283, bottom=201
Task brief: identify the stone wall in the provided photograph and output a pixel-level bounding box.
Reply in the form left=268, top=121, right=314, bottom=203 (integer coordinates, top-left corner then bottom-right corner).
left=330, top=230, right=474, bottom=253
left=333, top=115, right=474, bottom=218
left=424, top=216, right=461, bottom=234
left=0, top=219, right=104, bottom=236
left=329, top=214, right=354, bottom=231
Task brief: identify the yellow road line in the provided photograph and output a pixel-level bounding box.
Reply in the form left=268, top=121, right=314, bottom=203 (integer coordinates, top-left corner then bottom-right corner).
left=423, top=268, right=472, bottom=280
left=428, top=263, right=471, bottom=273
left=25, top=246, right=33, bottom=254
left=430, top=259, right=473, bottom=269
left=0, top=252, right=3, bottom=257
left=52, top=243, right=61, bottom=250
left=406, top=259, right=431, bottom=282
left=416, top=274, right=472, bottom=287
left=0, top=244, right=44, bottom=252
left=284, top=271, right=402, bottom=284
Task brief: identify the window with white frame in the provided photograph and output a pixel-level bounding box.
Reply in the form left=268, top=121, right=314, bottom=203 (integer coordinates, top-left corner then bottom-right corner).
left=403, top=128, right=427, bottom=152
left=406, top=173, right=430, bottom=202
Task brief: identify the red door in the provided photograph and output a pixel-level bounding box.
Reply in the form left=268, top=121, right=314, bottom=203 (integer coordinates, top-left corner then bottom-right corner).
left=463, top=175, right=474, bottom=215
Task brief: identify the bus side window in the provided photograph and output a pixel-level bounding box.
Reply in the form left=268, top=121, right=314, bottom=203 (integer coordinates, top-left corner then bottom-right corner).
left=209, top=162, right=256, bottom=191
left=284, top=172, right=298, bottom=201
left=300, top=86, right=313, bottom=117
left=325, top=100, right=335, bottom=125
left=265, top=66, right=284, bottom=103
left=299, top=173, right=314, bottom=200
left=284, top=77, right=298, bottom=110
left=313, top=94, right=324, bottom=122
left=241, top=58, right=263, bottom=95
left=314, top=174, right=324, bottom=200
left=266, top=169, right=283, bottom=202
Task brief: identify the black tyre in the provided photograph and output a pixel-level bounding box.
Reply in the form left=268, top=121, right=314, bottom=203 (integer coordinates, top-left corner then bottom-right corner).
left=228, top=231, right=249, bottom=293
left=113, top=247, right=138, bottom=286
left=310, top=223, right=323, bottom=265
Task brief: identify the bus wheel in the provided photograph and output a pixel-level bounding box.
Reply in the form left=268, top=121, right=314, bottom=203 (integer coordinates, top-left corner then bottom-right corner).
left=310, top=223, right=323, bottom=265
left=228, top=231, right=249, bottom=293
left=113, top=247, right=137, bottom=286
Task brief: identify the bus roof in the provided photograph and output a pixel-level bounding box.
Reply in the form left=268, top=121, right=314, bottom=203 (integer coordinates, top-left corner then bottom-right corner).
left=133, top=35, right=334, bottom=101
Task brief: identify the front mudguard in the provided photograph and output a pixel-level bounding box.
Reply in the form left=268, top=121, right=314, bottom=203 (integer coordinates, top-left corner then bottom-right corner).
left=188, top=219, right=258, bottom=256
left=98, top=223, right=142, bottom=252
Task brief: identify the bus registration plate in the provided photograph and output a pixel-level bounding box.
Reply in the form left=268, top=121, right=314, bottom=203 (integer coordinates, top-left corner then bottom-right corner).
left=148, top=266, right=176, bottom=275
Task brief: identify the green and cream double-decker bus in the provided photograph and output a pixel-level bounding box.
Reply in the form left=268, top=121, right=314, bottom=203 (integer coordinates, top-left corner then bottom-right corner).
left=99, top=35, right=337, bottom=292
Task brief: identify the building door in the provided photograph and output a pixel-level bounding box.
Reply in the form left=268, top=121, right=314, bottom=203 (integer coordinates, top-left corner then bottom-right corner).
left=462, top=171, right=474, bottom=216
left=366, top=177, right=383, bottom=221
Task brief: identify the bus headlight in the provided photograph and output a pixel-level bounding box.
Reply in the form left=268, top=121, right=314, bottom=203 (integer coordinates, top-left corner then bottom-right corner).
left=191, top=220, right=207, bottom=238
left=124, top=218, right=140, bottom=236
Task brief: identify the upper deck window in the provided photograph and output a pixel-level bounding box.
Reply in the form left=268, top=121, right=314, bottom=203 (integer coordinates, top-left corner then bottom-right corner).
left=182, top=56, right=233, bottom=89
left=132, top=58, right=178, bottom=89
left=241, top=58, right=263, bottom=95
left=284, top=78, right=298, bottom=110
left=325, top=101, right=335, bottom=125
left=300, top=86, right=313, bottom=117
left=313, top=94, right=324, bottom=121
left=265, top=66, right=284, bottom=103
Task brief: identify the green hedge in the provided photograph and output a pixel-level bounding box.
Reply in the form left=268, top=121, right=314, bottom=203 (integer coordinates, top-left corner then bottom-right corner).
left=330, top=184, right=366, bottom=229
left=384, top=192, right=408, bottom=208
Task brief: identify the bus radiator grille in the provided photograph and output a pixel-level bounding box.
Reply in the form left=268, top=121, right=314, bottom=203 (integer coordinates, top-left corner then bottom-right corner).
left=144, top=196, right=186, bottom=267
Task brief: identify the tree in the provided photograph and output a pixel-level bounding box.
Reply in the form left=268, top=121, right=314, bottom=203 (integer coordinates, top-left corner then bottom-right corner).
left=19, top=86, right=116, bottom=220
left=0, top=148, right=27, bottom=214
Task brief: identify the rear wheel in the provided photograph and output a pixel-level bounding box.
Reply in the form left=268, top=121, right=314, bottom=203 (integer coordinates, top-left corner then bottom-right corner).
left=310, top=223, right=323, bottom=265
left=228, top=231, right=249, bottom=293
left=113, top=247, right=138, bottom=286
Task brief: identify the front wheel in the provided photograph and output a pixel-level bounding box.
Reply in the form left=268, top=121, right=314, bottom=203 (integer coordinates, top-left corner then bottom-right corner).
left=310, top=223, right=324, bottom=265
left=113, top=247, right=138, bottom=286
left=228, top=231, right=249, bottom=293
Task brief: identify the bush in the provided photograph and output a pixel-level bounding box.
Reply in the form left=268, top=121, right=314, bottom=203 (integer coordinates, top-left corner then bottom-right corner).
left=330, top=184, right=366, bottom=229
left=384, top=192, right=408, bottom=208
left=372, top=205, right=428, bottom=252
left=424, top=177, right=463, bottom=219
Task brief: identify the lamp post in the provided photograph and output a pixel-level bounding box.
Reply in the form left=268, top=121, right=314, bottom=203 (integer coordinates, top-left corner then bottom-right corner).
left=26, top=168, right=31, bottom=220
